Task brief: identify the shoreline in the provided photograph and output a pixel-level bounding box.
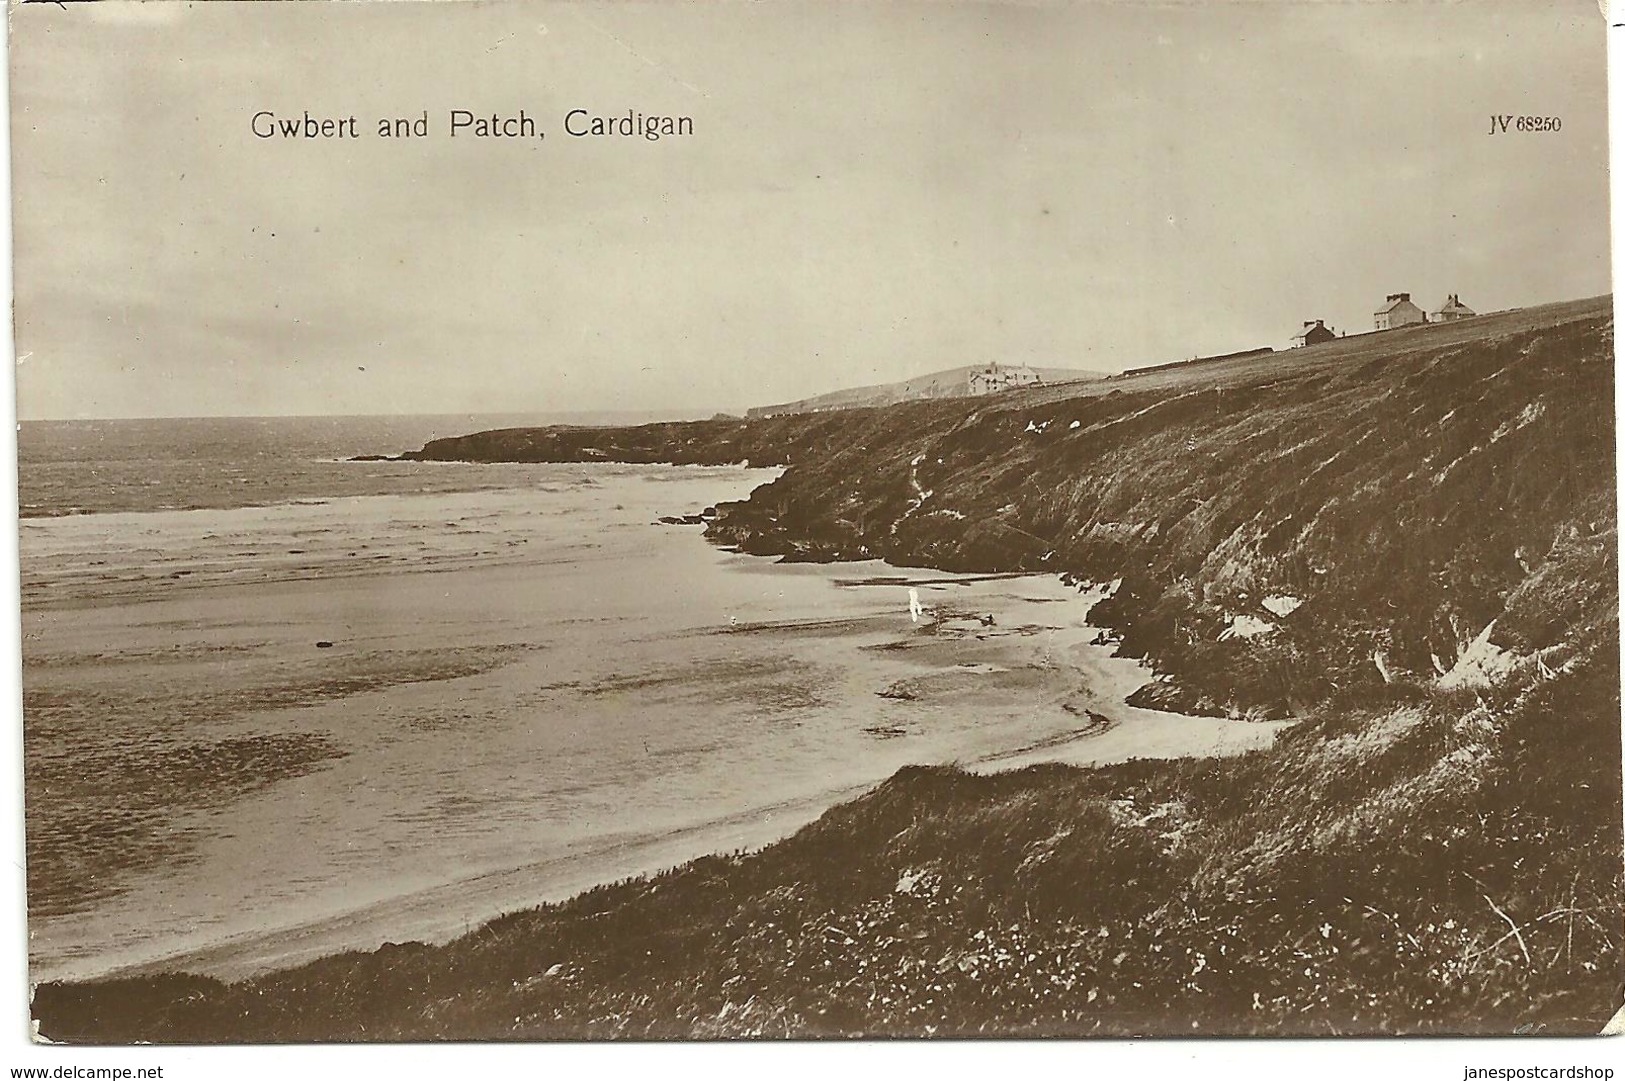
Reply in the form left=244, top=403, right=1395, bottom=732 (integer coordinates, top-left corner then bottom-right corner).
left=48, top=581, right=1286, bottom=987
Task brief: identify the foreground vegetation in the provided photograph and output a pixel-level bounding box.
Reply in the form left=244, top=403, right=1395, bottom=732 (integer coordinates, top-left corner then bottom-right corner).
left=35, top=632, right=1623, bottom=1039
left=35, top=297, right=1623, bottom=1039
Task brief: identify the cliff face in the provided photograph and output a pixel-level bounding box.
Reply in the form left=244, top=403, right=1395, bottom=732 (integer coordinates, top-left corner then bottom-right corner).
left=408, top=299, right=1614, bottom=722
left=705, top=305, right=1616, bottom=717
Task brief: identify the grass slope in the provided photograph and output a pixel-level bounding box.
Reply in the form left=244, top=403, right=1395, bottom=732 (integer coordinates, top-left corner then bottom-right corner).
left=34, top=297, right=1623, bottom=1040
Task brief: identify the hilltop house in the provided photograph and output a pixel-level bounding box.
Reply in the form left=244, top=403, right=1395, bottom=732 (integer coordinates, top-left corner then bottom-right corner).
left=1374, top=292, right=1427, bottom=331
left=1290, top=319, right=1337, bottom=348
left=967, top=361, right=1042, bottom=395
left=1432, top=293, right=1476, bottom=322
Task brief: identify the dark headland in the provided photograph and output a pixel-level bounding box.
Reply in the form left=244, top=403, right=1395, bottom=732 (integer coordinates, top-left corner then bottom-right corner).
left=36, top=296, right=1622, bottom=1039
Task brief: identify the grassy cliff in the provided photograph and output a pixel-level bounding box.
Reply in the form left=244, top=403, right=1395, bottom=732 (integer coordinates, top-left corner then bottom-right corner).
left=708, top=301, right=1618, bottom=720
left=35, top=297, right=1622, bottom=1040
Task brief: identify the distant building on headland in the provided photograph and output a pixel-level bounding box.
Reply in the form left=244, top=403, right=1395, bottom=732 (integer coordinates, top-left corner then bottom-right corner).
left=1290, top=319, right=1338, bottom=348
left=1431, top=293, right=1476, bottom=322
left=1374, top=292, right=1428, bottom=331
left=967, top=361, right=1043, bottom=395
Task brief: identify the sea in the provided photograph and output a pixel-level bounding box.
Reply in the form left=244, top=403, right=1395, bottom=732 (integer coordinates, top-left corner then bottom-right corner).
left=17, top=412, right=702, bottom=519
left=18, top=415, right=1278, bottom=985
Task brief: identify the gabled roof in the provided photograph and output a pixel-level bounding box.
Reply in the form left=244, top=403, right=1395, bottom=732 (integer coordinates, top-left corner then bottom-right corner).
left=1434, top=295, right=1475, bottom=315
left=1374, top=296, right=1419, bottom=315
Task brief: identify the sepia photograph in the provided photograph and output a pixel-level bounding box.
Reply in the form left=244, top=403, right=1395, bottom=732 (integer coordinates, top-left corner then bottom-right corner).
left=5, top=0, right=1622, bottom=1051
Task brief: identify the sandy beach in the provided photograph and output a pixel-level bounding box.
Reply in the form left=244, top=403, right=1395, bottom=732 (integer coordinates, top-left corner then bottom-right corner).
left=24, top=464, right=1286, bottom=985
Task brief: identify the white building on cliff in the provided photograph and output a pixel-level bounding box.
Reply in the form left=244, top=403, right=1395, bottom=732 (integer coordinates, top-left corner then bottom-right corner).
left=967, top=361, right=1042, bottom=395
left=1432, top=293, right=1476, bottom=322
left=1373, top=292, right=1428, bottom=331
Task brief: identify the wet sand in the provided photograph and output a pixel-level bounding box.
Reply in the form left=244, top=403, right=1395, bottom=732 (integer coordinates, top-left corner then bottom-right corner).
left=23, top=465, right=1286, bottom=984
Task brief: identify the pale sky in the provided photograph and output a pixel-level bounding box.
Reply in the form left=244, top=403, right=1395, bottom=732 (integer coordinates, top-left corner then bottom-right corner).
left=10, top=0, right=1611, bottom=419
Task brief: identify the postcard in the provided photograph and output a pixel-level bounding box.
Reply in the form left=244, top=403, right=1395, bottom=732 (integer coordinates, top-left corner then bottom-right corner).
left=9, top=0, right=1620, bottom=1044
